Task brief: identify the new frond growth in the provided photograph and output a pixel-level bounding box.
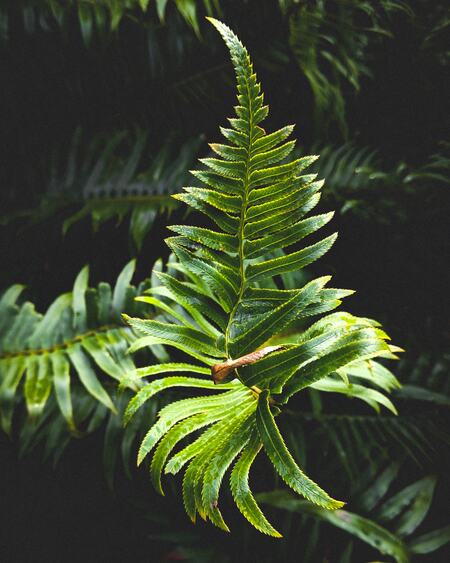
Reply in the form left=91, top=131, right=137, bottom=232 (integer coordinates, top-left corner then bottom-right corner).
left=124, top=18, right=401, bottom=536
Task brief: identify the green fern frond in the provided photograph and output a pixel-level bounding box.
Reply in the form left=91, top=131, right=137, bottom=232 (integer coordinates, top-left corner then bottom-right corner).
left=313, top=143, right=380, bottom=192
left=258, top=468, right=449, bottom=561
left=287, top=0, right=412, bottom=135
left=121, top=18, right=401, bottom=535
left=0, top=260, right=155, bottom=435
left=309, top=141, right=450, bottom=220
left=2, top=130, right=202, bottom=251
left=280, top=353, right=448, bottom=480
left=284, top=406, right=448, bottom=487
left=393, top=351, right=450, bottom=405
left=60, top=132, right=202, bottom=250
left=0, top=1, right=221, bottom=45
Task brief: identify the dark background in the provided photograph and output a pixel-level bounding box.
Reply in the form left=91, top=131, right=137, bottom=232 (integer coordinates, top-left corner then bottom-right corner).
left=1, top=1, right=449, bottom=561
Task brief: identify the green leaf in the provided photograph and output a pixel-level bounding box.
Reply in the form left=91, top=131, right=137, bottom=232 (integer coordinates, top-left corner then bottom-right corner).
left=117, top=18, right=399, bottom=536
left=72, top=265, right=89, bottom=332
left=201, top=414, right=254, bottom=530
left=394, top=384, right=450, bottom=406
left=169, top=225, right=237, bottom=253
left=124, top=315, right=223, bottom=361
left=124, top=376, right=236, bottom=429
left=24, top=355, right=52, bottom=417
left=68, top=344, right=116, bottom=413
left=167, top=240, right=238, bottom=311
left=28, top=293, right=72, bottom=349
left=130, top=205, right=157, bottom=251
left=409, top=525, right=450, bottom=554
left=128, top=335, right=217, bottom=366
left=251, top=125, right=294, bottom=154
left=377, top=475, right=437, bottom=536
left=133, top=362, right=211, bottom=380
left=135, top=295, right=191, bottom=327
left=281, top=329, right=391, bottom=401
left=245, top=212, right=334, bottom=258
left=359, top=463, right=400, bottom=512
left=239, top=324, right=380, bottom=391
left=113, top=260, right=136, bottom=316
left=229, top=276, right=329, bottom=357
left=51, top=351, right=76, bottom=432
left=256, top=390, right=344, bottom=509
left=82, top=336, right=128, bottom=383
left=0, top=263, right=157, bottom=436
left=0, top=285, right=25, bottom=336
left=345, top=360, right=401, bottom=392
left=165, top=393, right=255, bottom=475
left=0, top=358, right=26, bottom=434
left=181, top=401, right=257, bottom=526
left=246, top=234, right=337, bottom=282
left=181, top=187, right=242, bottom=214
left=230, top=429, right=282, bottom=537
left=150, top=411, right=220, bottom=495
left=151, top=272, right=226, bottom=332
left=257, top=490, right=409, bottom=563
left=156, top=0, right=169, bottom=21
left=311, top=377, right=397, bottom=414
left=175, top=0, right=199, bottom=36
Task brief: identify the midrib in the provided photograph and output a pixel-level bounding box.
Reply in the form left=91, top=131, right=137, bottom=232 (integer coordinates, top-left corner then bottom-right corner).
left=224, top=75, right=254, bottom=357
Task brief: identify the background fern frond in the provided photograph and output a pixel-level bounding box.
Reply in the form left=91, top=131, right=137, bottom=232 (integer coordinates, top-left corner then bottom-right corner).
left=0, top=0, right=222, bottom=45
left=14, top=385, right=157, bottom=488
left=258, top=467, right=449, bottom=562
left=287, top=0, right=413, bottom=135
left=1, top=130, right=202, bottom=251
left=0, top=260, right=156, bottom=435
left=308, top=141, right=450, bottom=221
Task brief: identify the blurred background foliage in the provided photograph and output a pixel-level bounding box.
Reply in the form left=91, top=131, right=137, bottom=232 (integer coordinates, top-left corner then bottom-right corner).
left=0, top=0, right=449, bottom=561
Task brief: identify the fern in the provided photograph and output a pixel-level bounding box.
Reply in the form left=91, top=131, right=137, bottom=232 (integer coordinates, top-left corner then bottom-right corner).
left=287, top=0, right=412, bottom=135
left=307, top=141, right=450, bottom=220
left=123, top=19, right=401, bottom=536
left=258, top=469, right=449, bottom=562
left=15, top=385, right=155, bottom=488
left=395, top=351, right=450, bottom=405
left=0, top=1, right=221, bottom=44
left=0, top=260, right=154, bottom=436
left=2, top=130, right=201, bottom=251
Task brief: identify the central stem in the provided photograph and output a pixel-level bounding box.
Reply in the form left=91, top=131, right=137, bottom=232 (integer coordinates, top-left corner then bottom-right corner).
left=224, top=83, right=254, bottom=357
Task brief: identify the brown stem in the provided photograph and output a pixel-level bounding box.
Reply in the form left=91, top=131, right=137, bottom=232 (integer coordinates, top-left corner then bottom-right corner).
left=211, top=345, right=284, bottom=384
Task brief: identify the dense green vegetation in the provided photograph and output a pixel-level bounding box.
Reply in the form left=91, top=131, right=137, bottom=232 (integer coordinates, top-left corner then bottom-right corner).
left=1, top=2, right=448, bottom=561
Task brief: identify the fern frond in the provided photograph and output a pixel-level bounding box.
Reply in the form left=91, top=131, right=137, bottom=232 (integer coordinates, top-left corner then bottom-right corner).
left=392, top=352, right=450, bottom=407
left=309, top=141, right=450, bottom=220
left=123, top=18, right=400, bottom=535
left=287, top=0, right=412, bottom=135
left=258, top=467, right=449, bottom=561
left=281, top=386, right=449, bottom=495
left=258, top=488, right=409, bottom=563
left=2, top=130, right=201, bottom=251
left=0, top=1, right=220, bottom=45
left=12, top=384, right=155, bottom=488
left=0, top=260, right=154, bottom=435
